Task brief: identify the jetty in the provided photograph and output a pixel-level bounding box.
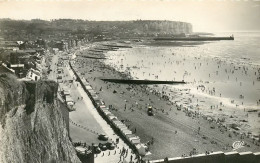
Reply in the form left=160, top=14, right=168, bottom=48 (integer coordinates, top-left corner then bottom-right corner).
left=154, top=36, right=234, bottom=41
left=101, top=79, right=186, bottom=85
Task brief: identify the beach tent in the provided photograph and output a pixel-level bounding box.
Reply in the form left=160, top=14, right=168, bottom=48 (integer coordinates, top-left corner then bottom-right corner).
left=136, top=144, right=146, bottom=156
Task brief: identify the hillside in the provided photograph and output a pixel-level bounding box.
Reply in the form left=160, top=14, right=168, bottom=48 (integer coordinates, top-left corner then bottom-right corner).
left=0, top=73, right=80, bottom=163
left=0, top=19, right=192, bottom=40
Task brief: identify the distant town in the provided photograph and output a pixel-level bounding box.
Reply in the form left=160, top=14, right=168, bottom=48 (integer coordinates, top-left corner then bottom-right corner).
left=0, top=19, right=192, bottom=81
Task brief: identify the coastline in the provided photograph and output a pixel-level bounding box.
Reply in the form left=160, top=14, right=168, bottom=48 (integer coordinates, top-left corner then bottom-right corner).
left=71, top=41, right=260, bottom=160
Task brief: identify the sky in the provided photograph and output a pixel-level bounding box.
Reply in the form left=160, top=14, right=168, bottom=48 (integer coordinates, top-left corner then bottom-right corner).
left=0, top=0, right=260, bottom=32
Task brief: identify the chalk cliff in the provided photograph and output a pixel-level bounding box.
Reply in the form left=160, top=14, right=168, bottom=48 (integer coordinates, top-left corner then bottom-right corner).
left=0, top=74, right=80, bottom=163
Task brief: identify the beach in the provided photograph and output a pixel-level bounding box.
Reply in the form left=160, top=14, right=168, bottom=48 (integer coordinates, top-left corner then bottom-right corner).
left=72, top=37, right=260, bottom=160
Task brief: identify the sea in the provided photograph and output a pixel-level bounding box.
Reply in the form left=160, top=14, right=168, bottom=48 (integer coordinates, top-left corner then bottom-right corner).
left=104, top=32, right=260, bottom=135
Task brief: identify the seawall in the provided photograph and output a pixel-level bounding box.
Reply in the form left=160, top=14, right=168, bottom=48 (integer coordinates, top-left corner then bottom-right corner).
left=150, top=151, right=260, bottom=163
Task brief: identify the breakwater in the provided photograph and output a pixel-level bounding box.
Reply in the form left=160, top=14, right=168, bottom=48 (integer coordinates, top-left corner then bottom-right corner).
left=154, top=36, right=234, bottom=41
left=102, top=44, right=132, bottom=48
left=101, top=79, right=186, bottom=85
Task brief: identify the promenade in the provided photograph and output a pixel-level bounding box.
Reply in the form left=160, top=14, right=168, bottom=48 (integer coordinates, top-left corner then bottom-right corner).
left=48, top=51, right=137, bottom=163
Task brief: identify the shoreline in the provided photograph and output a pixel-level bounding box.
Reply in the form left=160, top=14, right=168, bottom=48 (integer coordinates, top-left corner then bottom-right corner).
left=103, top=42, right=260, bottom=136
left=71, top=41, right=260, bottom=160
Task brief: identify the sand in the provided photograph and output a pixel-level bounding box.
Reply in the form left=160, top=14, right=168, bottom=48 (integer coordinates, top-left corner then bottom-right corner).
left=104, top=42, right=260, bottom=137
left=72, top=41, right=260, bottom=160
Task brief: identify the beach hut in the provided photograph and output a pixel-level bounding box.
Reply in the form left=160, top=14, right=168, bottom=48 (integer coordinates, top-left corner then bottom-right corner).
left=116, top=123, right=127, bottom=129
left=108, top=115, right=117, bottom=121
left=89, top=89, right=97, bottom=95
left=99, top=105, right=106, bottom=109
left=81, top=78, right=88, bottom=84
left=95, top=100, right=102, bottom=106
left=117, top=123, right=128, bottom=129
left=124, top=133, right=140, bottom=143
left=100, top=106, right=109, bottom=111
left=63, top=90, right=70, bottom=96
left=130, top=137, right=141, bottom=145
left=115, top=124, right=128, bottom=130
left=92, top=95, right=99, bottom=100
left=125, top=134, right=136, bottom=140
left=65, top=96, right=74, bottom=103
left=136, top=144, right=146, bottom=156
left=119, top=127, right=128, bottom=132
left=85, top=85, right=93, bottom=90
left=113, top=120, right=124, bottom=127
left=121, top=129, right=132, bottom=136
left=103, top=109, right=110, bottom=113
left=104, top=111, right=112, bottom=117
left=82, top=80, right=87, bottom=85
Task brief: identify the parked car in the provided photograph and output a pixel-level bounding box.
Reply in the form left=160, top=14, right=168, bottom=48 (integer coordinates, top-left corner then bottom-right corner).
left=147, top=106, right=154, bottom=116
left=99, top=143, right=107, bottom=151
left=93, top=144, right=101, bottom=154
left=98, top=134, right=109, bottom=141
left=106, top=141, right=116, bottom=150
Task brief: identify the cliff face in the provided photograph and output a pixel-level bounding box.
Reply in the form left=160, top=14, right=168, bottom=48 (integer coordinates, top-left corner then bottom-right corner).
left=0, top=74, right=80, bottom=163
left=134, top=20, right=193, bottom=34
